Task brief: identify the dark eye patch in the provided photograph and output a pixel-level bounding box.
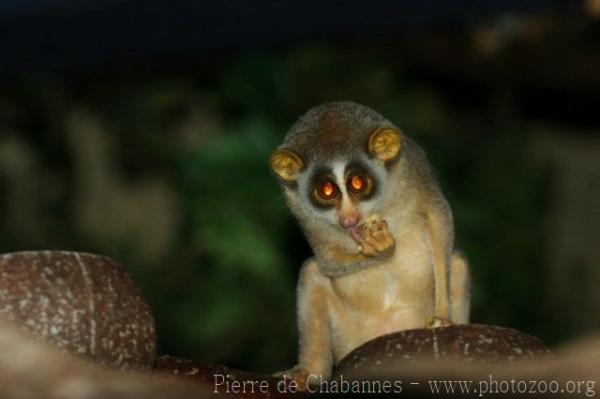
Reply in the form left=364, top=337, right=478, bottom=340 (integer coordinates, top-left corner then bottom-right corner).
left=307, top=166, right=338, bottom=209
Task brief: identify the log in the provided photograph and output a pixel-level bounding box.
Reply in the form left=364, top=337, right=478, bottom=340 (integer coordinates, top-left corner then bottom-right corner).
left=334, top=324, right=551, bottom=376
left=0, top=251, right=156, bottom=370
left=328, top=324, right=598, bottom=397
left=0, top=319, right=208, bottom=399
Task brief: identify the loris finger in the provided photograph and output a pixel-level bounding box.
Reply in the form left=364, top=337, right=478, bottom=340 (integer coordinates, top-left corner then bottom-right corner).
left=363, top=234, right=390, bottom=253
left=359, top=242, right=378, bottom=257
left=377, top=220, right=389, bottom=233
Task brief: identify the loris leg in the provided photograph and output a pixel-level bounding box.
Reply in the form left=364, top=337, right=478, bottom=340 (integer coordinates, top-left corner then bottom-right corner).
left=425, top=208, right=453, bottom=328
left=450, top=251, right=470, bottom=324
left=276, top=259, right=332, bottom=390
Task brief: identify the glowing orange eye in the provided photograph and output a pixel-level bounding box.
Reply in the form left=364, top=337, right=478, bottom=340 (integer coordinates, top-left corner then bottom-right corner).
left=348, top=174, right=370, bottom=195
left=321, top=181, right=335, bottom=198
left=351, top=175, right=364, bottom=191
left=315, top=181, right=338, bottom=202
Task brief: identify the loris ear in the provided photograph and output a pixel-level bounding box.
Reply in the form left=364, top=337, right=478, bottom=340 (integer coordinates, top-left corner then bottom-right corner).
left=270, top=149, right=304, bottom=182
left=368, top=127, right=402, bottom=162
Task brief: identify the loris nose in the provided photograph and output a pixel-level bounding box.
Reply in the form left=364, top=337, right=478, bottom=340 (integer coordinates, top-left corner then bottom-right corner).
left=339, top=199, right=361, bottom=228
left=339, top=213, right=361, bottom=228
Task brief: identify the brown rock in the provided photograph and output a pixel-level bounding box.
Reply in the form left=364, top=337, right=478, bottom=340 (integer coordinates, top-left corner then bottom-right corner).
left=334, top=324, right=551, bottom=378
left=0, top=251, right=156, bottom=370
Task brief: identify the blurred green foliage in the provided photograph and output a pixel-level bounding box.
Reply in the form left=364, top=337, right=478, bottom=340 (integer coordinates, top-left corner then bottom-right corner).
left=0, top=43, right=559, bottom=372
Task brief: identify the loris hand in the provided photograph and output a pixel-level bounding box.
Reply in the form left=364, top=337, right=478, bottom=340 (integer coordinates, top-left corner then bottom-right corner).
left=354, top=216, right=395, bottom=258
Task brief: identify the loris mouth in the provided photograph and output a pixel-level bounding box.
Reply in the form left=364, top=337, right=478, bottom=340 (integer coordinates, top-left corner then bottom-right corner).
left=348, top=226, right=363, bottom=243
left=345, top=214, right=382, bottom=244
left=336, top=223, right=363, bottom=243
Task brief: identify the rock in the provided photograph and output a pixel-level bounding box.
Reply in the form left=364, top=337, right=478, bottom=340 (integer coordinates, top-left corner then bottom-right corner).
left=0, top=251, right=156, bottom=370
left=334, top=324, right=551, bottom=378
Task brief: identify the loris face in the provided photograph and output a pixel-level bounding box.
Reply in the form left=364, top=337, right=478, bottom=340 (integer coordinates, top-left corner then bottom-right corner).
left=294, top=155, right=386, bottom=240
left=270, top=102, right=403, bottom=242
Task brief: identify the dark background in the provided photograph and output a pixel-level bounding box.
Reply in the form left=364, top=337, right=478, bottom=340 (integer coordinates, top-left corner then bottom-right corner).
left=1, top=0, right=599, bottom=373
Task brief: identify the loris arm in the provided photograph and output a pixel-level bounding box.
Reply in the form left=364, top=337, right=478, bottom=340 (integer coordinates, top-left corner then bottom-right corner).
left=317, top=218, right=396, bottom=278
left=286, top=259, right=333, bottom=386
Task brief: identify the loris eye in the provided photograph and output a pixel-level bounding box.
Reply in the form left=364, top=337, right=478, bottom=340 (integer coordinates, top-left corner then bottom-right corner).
left=315, top=181, right=339, bottom=202
left=347, top=174, right=372, bottom=195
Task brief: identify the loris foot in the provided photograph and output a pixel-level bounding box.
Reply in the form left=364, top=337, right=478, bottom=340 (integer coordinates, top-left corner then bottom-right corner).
left=274, top=367, right=310, bottom=391
left=426, top=316, right=452, bottom=328
left=355, top=216, right=396, bottom=258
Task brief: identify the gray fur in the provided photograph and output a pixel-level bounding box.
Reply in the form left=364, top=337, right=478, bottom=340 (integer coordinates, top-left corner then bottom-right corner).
left=279, top=101, right=395, bottom=163
left=275, top=101, right=443, bottom=276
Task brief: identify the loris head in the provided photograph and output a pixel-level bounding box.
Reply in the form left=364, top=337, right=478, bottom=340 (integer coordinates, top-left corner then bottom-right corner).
left=270, top=102, right=404, bottom=245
